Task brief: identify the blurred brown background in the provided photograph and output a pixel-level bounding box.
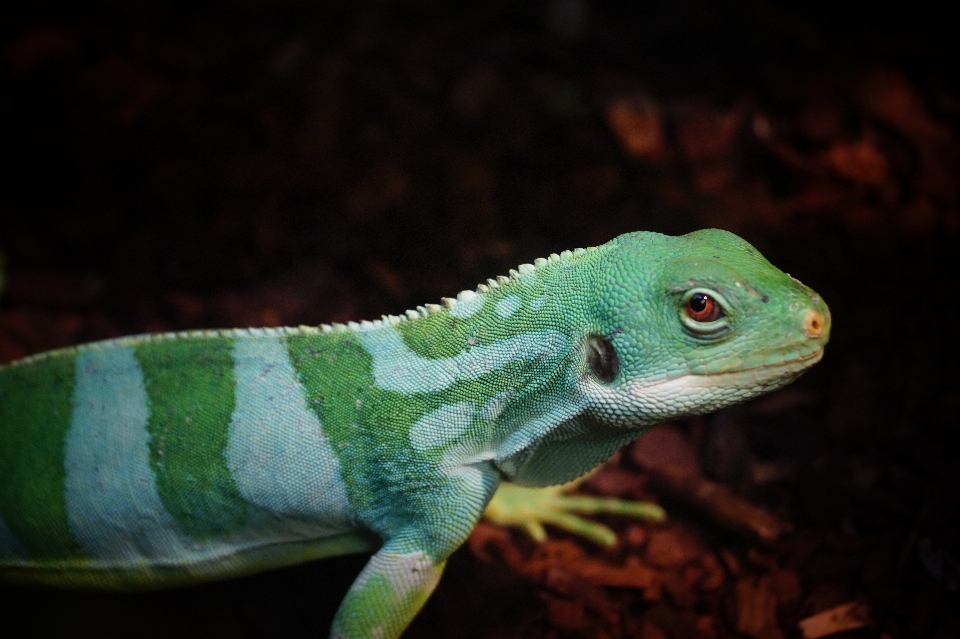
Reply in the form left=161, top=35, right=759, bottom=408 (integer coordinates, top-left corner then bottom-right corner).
left=1, top=2, right=958, bottom=638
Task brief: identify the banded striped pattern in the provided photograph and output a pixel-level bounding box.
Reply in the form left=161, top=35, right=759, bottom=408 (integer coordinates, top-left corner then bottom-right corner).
left=0, top=243, right=601, bottom=586
left=0, top=226, right=831, bottom=639
left=0, top=329, right=370, bottom=585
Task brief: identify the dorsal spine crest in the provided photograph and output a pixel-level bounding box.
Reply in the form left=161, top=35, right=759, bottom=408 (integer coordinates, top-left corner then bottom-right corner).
left=0, top=243, right=598, bottom=369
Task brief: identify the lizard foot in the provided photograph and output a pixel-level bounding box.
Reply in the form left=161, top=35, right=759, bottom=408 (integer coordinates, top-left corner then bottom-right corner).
left=483, top=481, right=666, bottom=548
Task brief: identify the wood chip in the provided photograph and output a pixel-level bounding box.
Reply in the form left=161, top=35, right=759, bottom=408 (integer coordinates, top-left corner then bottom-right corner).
left=631, top=424, right=701, bottom=474
left=644, top=525, right=703, bottom=569
left=605, top=98, right=668, bottom=162
left=545, top=597, right=590, bottom=633
left=699, top=552, right=727, bottom=591
left=823, top=136, right=888, bottom=187
left=663, top=569, right=698, bottom=608
left=696, top=614, right=719, bottom=639
left=768, top=569, right=802, bottom=604
left=572, top=555, right=661, bottom=592
left=640, top=620, right=668, bottom=639
left=733, top=575, right=783, bottom=639
left=798, top=602, right=871, bottom=639
left=623, top=524, right=647, bottom=548
left=675, top=105, right=743, bottom=161
left=632, top=425, right=792, bottom=543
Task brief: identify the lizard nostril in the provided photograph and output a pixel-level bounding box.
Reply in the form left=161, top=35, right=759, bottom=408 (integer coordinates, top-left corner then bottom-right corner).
left=803, top=309, right=826, bottom=339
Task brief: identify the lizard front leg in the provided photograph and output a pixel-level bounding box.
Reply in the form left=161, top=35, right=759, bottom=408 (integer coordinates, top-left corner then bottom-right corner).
left=331, top=537, right=447, bottom=639
left=332, top=464, right=500, bottom=639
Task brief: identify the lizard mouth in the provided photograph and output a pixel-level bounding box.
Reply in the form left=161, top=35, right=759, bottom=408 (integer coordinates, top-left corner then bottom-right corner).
left=680, top=344, right=825, bottom=388
left=580, top=344, right=827, bottom=429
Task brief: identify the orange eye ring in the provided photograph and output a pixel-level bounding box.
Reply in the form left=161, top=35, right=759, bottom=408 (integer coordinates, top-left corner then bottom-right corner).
left=686, top=293, right=723, bottom=322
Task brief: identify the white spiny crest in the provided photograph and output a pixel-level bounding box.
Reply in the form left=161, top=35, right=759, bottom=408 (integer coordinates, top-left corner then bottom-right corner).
left=325, top=242, right=595, bottom=333
left=0, top=242, right=600, bottom=366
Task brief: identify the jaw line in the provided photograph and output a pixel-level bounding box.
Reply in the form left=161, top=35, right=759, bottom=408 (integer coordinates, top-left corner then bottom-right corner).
left=579, top=345, right=826, bottom=429
left=631, top=346, right=825, bottom=391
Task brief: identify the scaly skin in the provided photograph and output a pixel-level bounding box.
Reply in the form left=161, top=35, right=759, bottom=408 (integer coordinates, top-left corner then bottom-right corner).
left=0, top=229, right=830, bottom=639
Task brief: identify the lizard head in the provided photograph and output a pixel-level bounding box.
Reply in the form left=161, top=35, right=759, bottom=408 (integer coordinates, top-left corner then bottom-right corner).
left=580, top=228, right=830, bottom=426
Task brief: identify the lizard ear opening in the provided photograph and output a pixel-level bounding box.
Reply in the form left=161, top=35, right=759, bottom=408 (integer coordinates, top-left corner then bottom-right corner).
left=587, top=335, right=619, bottom=383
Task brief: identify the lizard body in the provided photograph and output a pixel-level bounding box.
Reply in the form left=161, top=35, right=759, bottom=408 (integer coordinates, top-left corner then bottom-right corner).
left=0, top=229, right=830, bottom=638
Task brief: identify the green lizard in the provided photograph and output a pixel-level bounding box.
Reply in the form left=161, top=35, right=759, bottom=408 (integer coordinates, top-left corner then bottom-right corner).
left=0, top=229, right=829, bottom=639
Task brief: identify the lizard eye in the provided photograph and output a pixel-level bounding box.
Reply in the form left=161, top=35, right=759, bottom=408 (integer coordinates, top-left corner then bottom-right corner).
left=685, top=293, right=724, bottom=323
left=587, top=335, right=619, bottom=383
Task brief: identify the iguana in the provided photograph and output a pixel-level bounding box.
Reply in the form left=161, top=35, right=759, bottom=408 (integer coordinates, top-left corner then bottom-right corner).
left=0, top=229, right=830, bottom=639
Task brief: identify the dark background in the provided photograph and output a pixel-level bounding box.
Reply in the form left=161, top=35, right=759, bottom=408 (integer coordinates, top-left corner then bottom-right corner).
left=1, top=2, right=958, bottom=638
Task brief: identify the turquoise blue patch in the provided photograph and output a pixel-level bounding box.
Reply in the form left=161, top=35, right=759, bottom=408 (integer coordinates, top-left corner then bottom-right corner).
left=408, top=402, right=476, bottom=451
left=495, top=296, right=521, bottom=318
left=479, top=390, right=514, bottom=422
left=494, top=392, right=586, bottom=464
left=226, top=335, right=353, bottom=530
left=65, top=346, right=195, bottom=561
left=356, top=327, right=570, bottom=395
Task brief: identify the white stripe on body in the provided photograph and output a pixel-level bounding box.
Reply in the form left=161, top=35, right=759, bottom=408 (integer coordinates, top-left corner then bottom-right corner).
left=494, top=296, right=521, bottom=318
left=226, top=336, right=353, bottom=532
left=357, top=327, right=569, bottom=395
left=408, top=402, right=476, bottom=451
left=63, top=344, right=350, bottom=571
left=494, top=395, right=586, bottom=463
left=64, top=346, right=198, bottom=561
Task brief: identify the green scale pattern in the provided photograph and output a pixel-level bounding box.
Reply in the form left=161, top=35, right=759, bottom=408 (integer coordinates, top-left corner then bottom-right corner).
left=0, top=352, right=83, bottom=559
left=136, top=339, right=247, bottom=538
left=0, top=230, right=831, bottom=639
